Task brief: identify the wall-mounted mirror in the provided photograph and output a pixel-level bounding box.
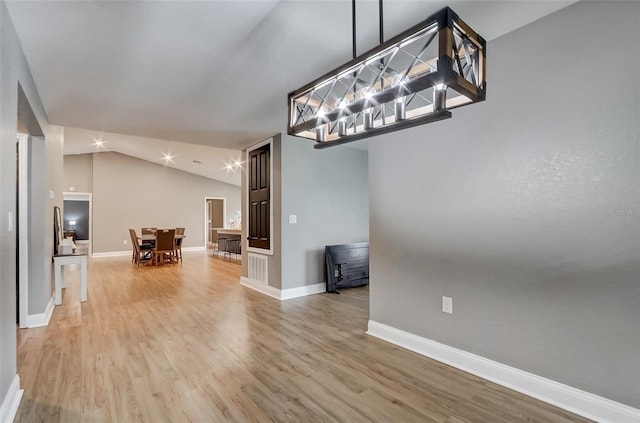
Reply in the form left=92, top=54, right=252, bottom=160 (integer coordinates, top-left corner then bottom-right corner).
left=53, top=206, right=61, bottom=255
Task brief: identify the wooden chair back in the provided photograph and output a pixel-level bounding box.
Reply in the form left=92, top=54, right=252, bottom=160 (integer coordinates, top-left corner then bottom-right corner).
left=155, top=229, right=175, bottom=252
left=175, top=227, right=185, bottom=245
left=129, top=229, right=141, bottom=254
left=173, top=228, right=185, bottom=261
left=129, top=229, right=142, bottom=265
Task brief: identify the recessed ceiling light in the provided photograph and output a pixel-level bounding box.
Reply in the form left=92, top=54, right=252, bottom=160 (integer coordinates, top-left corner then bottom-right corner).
left=162, top=153, right=174, bottom=163
left=224, top=159, right=243, bottom=171
left=91, top=137, right=106, bottom=148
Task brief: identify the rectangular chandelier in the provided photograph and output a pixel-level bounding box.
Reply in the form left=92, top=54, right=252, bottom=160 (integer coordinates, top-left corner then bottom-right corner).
left=287, top=7, right=486, bottom=149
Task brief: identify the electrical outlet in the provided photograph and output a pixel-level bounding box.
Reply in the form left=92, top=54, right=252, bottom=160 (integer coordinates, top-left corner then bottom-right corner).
left=442, top=296, right=453, bottom=314
left=123, top=240, right=127, bottom=245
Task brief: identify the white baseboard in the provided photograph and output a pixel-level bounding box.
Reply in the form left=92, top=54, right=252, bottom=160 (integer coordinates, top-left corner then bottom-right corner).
left=281, top=282, right=326, bottom=300
left=0, top=375, right=23, bottom=423
left=26, top=296, right=54, bottom=328
left=93, top=247, right=205, bottom=258
left=241, top=277, right=281, bottom=299
left=92, top=250, right=129, bottom=258
left=182, top=246, right=205, bottom=252
left=240, top=277, right=325, bottom=301
left=366, top=320, right=640, bottom=423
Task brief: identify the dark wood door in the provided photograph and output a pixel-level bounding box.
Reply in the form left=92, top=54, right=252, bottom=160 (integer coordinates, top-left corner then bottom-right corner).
left=248, top=144, right=270, bottom=249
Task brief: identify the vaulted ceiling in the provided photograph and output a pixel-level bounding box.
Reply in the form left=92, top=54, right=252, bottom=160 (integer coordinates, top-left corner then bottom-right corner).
left=6, top=0, right=576, bottom=179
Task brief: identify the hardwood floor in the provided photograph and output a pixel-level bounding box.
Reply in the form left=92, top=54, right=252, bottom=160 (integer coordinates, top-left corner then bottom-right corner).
left=16, top=252, right=592, bottom=422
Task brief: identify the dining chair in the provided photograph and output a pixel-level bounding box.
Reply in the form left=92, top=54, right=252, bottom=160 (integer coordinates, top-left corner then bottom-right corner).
left=217, top=235, right=228, bottom=260
left=141, top=227, right=156, bottom=248
left=152, top=229, right=175, bottom=266
left=174, top=227, right=185, bottom=262
left=129, top=229, right=152, bottom=266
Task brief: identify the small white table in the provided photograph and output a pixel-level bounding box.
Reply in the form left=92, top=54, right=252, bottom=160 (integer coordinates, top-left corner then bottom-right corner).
left=53, top=252, right=88, bottom=305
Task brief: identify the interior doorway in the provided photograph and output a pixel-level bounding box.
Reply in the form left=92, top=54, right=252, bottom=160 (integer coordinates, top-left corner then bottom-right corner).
left=205, top=197, right=226, bottom=247
left=63, top=192, right=92, bottom=256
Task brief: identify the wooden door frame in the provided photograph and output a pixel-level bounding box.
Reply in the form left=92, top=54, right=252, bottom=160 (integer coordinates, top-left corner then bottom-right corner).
left=246, top=137, right=274, bottom=255
left=203, top=197, right=226, bottom=248
left=17, top=133, right=29, bottom=328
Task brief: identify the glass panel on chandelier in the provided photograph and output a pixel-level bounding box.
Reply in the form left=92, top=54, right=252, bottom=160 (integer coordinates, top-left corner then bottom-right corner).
left=287, top=7, right=486, bottom=148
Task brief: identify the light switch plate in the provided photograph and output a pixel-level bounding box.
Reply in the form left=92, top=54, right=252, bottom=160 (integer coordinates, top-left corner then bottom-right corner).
left=289, top=214, right=297, bottom=224
left=442, top=296, right=453, bottom=314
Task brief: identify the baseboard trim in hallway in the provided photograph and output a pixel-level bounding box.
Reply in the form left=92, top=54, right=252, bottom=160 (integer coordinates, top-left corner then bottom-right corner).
left=0, top=375, right=23, bottom=423
left=366, top=320, right=640, bottom=423
left=26, top=296, right=54, bottom=328
left=240, top=277, right=325, bottom=300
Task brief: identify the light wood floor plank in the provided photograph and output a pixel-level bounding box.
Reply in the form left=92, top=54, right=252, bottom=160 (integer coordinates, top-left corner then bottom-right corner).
left=15, top=252, right=592, bottom=422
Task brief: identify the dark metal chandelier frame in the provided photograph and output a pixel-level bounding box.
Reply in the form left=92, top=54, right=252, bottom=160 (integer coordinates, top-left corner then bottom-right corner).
left=287, top=6, right=486, bottom=149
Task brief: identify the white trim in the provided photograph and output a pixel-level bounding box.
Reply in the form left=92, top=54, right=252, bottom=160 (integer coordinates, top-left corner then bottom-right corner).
left=240, top=277, right=325, bottom=301
left=281, top=283, right=326, bottom=300
left=62, top=192, right=91, bottom=201
left=366, top=320, right=640, bottom=423
left=26, top=296, right=54, bottom=328
left=17, top=134, right=29, bottom=329
left=241, top=276, right=281, bottom=300
left=92, top=251, right=130, bottom=258
left=182, top=246, right=205, bottom=252
left=246, top=137, right=274, bottom=256
left=0, top=375, right=23, bottom=423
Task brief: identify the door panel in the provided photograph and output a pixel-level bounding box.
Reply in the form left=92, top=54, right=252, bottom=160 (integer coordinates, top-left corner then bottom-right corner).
left=248, top=144, right=270, bottom=250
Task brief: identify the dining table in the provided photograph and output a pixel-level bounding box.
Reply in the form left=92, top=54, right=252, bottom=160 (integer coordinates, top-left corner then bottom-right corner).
left=138, top=233, right=186, bottom=242
left=137, top=232, right=186, bottom=263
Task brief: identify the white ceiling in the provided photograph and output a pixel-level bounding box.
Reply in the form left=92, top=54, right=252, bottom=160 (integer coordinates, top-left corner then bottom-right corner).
left=6, top=0, right=576, bottom=176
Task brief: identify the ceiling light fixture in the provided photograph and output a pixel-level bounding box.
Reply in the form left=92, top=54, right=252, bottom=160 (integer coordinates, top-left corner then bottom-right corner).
left=287, top=4, right=486, bottom=149
left=91, top=137, right=106, bottom=148
left=225, top=159, right=243, bottom=171
left=162, top=153, right=174, bottom=163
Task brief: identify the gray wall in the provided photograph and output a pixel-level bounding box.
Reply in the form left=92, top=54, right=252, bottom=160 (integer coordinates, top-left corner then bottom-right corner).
left=368, top=1, right=639, bottom=408
left=27, top=138, right=47, bottom=314
left=241, top=134, right=369, bottom=292
left=62, top=153, right=93, bottom=193
left=64, top=152, right=241, bottom=253
left=0, top=0, right=64, bottom=408
left=280, top=135, right=369, bottom=290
